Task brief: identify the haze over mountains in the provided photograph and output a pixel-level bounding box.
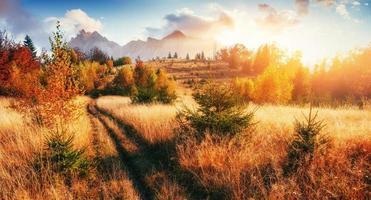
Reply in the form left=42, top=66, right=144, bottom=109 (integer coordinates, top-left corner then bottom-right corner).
left=69, top=30, right=217, bottom=60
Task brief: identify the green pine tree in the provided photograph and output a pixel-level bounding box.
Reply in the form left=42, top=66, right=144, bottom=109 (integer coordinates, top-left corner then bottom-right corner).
left=24, top=35, right=37, bottom=58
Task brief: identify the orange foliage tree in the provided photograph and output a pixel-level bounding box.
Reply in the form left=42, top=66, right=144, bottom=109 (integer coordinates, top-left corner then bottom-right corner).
left=18, top=22, right=82, bottom=127
left=217, top=44, right=252, bottom=70
left=0, top=40, right=41, bottom=97
left=252, top=43, right=284, bottom=75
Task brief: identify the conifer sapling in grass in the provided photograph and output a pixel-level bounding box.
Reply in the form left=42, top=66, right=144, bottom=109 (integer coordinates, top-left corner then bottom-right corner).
left=284, top=107, right=331, bottom=176
left=177, top=81, right=254, bottom=139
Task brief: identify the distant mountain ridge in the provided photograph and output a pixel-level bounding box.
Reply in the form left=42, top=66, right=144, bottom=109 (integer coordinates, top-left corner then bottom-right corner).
left=68, top=30, right=217, bottom=60
left=69, top=30, right=122, bottom=58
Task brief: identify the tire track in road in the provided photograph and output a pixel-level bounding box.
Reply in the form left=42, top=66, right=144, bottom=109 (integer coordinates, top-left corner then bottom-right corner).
left=94, top=105, right=213, bottom=200
left=87, top=102, right=153, bottom=200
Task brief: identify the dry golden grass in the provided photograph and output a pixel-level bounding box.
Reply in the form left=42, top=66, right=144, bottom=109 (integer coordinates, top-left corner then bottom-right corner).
left=253, top=104, right=371, bottom=141
left=1, top=94, right=370, bottom=199
left=96, top=95, right=370, bottom=199
left=96, top=96, right=179, bottom=144
left=0, top=97, right=140, bottom=200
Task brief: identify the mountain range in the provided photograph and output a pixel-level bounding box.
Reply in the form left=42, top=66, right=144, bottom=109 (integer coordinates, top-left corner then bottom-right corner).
left=69, top=30, right=217, bottom=60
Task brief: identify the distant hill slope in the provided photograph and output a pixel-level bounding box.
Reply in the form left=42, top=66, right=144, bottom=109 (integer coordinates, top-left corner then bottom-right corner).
left=69, top=30, right=217, bottom=60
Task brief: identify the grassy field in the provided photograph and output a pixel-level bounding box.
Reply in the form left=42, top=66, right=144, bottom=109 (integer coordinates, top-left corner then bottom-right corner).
left=0, top=95, right=370, bottom=199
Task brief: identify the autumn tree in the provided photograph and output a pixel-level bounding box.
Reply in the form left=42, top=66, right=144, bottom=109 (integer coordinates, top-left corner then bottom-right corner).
left=254, top=65, right=293, bottom=104
left=23, top=22, right=82, bottom=127
left=217, top=48, right=229, bottom=62
left=217, top=44, right=251, bottom=69
left=114, top=56, right=132, bottom=66
left=106, top=59, right=114, bottom=68
left=327, top=48, right=371, bottom=101
left=232, top=78, right=255, bottom=103
left=0, top=31, right=40, bottom=97
left=87, top=47, right=109, bottom=64
left=130, top=60, right=177, bottom=104
left=283, top=51, right=310, bottom=103
left=131, top=61, right=158, bottom=103
left=292, top=66, right=311, bottom=103
left=71, top=48, right=85, bottom=63
left=155, top=69, right=177, bottom=103
left=311, top=61, right=331, bottom=104
left=252, top=44, right=283, bottom=75
left=75, top=61, right=100, bottom=93
left=113, top=66, right=134, bottom=95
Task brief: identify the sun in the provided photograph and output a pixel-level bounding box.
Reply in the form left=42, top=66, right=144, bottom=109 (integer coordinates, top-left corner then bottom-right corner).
left=215, top=29, right=247, bottom=47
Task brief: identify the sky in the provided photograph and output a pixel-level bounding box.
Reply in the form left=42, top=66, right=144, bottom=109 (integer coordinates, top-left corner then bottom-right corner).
left=1, top=0, right=371, bottom=66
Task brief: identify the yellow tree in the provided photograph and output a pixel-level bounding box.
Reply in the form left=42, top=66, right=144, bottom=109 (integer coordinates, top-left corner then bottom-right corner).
left=113, top=66, right=134, bottom=93
left=155, top=69, right=177, bottom=103
left=254, top=65, right=293, bottom=104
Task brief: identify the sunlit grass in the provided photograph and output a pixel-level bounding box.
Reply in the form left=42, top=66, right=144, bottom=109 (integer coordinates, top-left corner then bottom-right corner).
left=97, top=95, right=370, bottom=199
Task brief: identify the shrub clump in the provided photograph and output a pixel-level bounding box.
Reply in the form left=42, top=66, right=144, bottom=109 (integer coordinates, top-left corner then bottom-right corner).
left=112, top=66, right=135, bottom=95
left=177, top=81, right=254, bottom=139
left=126, top=61, right=177, bottom=104
left=113, top=56, right=132, bottom=66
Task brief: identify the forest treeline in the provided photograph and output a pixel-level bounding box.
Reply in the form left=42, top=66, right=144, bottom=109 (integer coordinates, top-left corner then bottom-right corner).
left=0, top=28, right=176, bottom=107
left=1, top=28, right=370, bottom=108
left=218, top=43, right=370, bottom=106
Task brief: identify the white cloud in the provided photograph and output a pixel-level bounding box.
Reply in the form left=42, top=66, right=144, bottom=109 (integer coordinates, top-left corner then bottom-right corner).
left=44, top=9, right=102, bottom=39
left=0, top=0, right=50, bottom=50
left=256, top=4, right=300, bottom=32
left=336, top=4, right=350, bottom=19
left=295, top=0, right=310, bottom=15
left=352, top=1, right=361, bottom=6
left=145, top=7, right=234, bottom=39
left=316, top=0, right=336, bottom=7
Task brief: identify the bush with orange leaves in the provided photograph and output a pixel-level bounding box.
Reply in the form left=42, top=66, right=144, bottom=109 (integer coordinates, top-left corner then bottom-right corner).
left=0, top=31, right=41, bottom=97
left=15, top=23, right=82, bottom=127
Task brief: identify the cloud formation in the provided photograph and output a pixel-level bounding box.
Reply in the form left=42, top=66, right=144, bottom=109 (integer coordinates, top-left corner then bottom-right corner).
left=146, top=8, right=234, bottom=39
left=315, top=0, right=336, bottom=7
left=295, top=0, right=310, bottom=15
left=256, top=4, right=299, bottom=32
left=336, top=4, right=350, bottom=19
left=0, top=3, right=103, bottom=50
left=293, top=0, right=362, bottom=22
left=44, top=9, right=103, bottom=40
left=0, top=0, right=46, bottom=44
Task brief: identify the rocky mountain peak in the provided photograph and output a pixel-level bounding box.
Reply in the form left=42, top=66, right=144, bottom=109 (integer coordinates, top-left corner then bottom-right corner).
left=162, top=30, right=186, bottom=40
